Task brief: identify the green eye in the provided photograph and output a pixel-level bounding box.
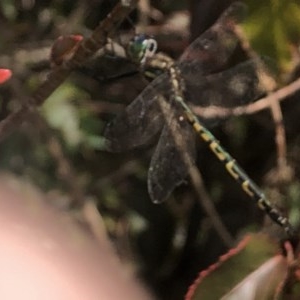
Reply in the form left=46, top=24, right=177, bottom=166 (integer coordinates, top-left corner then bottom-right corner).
left=126, top=34, right=157, bottom=64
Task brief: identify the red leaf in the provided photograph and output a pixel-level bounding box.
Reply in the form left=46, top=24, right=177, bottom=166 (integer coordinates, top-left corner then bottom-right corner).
left=50, top=35, right=83, bottom=66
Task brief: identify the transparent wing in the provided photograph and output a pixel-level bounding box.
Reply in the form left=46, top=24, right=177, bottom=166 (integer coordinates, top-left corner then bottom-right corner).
left=185, top=58, right=275, bottom=109
left=104, top=2, right=247, bottom=152
left=178, top=2, right=247, bottom=77
left=103, top=73, right=171, bottom=151
left=148, top=116, right=197, bottom=204
left=147, top=58, right=275, bottom=204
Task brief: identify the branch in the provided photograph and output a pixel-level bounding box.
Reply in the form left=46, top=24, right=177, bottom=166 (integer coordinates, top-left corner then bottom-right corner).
left=0, top=0, right=138, bottom=142
left=193, top=77, right=300, bottom=119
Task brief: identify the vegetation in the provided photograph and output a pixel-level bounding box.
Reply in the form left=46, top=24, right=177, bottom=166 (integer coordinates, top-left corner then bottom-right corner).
left=0, top=0, right=300, bottom=299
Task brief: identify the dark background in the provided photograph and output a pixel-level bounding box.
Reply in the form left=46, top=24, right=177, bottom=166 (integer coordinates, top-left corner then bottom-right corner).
left=0, top=0, right=300, bottom=298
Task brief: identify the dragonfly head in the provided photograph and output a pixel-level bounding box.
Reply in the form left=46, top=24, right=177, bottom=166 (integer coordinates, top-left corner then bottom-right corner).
left=126, top=34, right=157, bottom=65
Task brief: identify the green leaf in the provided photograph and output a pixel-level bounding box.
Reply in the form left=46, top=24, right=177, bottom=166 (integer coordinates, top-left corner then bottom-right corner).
left=41, top=82, right=87, bottom=148
left=243, top=0, right=300, bottom=72
left=186, top=233, right=288, bottom=300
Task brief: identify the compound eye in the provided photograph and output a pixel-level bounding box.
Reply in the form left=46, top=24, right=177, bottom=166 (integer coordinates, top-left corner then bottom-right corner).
left=126, top=34, right=158, bottom=64
left=141, top=38, right=157, bottom=64
left=146, top=39, right=157, bottom=56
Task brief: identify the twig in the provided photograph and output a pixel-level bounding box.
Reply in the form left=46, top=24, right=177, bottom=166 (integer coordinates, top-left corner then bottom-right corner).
left=192, top=76, right=300, bottom=120
left=0, top=0, right=138, bottom=142
left=148, top=54, right=234, bottom=247
left=95, top=160, right=141, bottom=190
left=137, top=0, right=151, bottom=28
left=82, top=199, right=116, bottom=249
left=32, top=114, right=86, bottom=209
left=234, top=24, right=288, bottom=174
left=160, top=96, right=234, bottom=246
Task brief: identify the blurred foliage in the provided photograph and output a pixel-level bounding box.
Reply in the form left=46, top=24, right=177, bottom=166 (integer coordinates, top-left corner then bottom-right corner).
left=0, top=0, right=299, bottom=299
left=244, top=0, right=300, bottom=72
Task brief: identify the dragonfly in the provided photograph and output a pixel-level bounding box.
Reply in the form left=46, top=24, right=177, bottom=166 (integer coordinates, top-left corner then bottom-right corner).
left=103, top=2, right=294, bottom=236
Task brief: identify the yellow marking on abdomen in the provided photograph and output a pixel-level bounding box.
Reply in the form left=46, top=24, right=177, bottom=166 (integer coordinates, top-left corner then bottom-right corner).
left=257, top=198, right=266, bottom=210
left=192, top=122, right=203, bottom=132
left=210, top=141, right=226, bottom=161
left=225, top=161, right=239, bottom=179
left=242, top=181, right=254, bottom=197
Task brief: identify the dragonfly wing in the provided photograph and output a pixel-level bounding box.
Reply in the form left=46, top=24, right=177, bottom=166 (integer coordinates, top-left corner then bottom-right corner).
left=104, top=73, right=171, bottom=151
left=104, top=2, right=247, bottom=152
left=179, top=2, right=247, bottom=77
left=185, top=58, right=276, bottom=109
left=148, top=117, right=197, bottom=203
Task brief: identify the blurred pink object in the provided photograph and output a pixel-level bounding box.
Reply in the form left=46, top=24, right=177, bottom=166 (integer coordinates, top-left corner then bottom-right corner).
left=0, top=69, right=12, bottom=84
left=0, top=176, right=152, bottom=300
